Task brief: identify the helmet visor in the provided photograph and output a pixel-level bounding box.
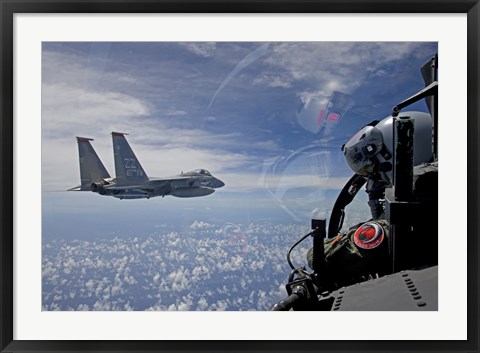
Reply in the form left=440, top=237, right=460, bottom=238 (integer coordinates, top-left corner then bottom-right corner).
left=343, top=146, right=375, bottom=176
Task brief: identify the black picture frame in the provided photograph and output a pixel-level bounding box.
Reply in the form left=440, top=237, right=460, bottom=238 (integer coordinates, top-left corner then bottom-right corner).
left=1, top=1, right=478, bottom=352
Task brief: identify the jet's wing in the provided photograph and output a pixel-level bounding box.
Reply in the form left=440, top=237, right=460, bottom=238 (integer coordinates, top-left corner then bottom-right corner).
left=67, top=185, right=83, bottom=191
left=104, top=185, right=146, bottom=190
left=145, top=176, right=192, bottom=189
left=147, top=176, right=191, bottom=182
left=103, top=176, right=193, bottom=192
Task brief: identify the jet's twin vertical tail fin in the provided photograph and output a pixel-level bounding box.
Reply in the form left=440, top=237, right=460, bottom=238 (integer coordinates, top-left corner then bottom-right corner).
left=112, top=132, right=149, bottom=185
left=76, top=137, right=110, bottom=190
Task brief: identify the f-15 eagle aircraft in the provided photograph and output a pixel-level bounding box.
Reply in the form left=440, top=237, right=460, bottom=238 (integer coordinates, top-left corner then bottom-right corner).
left=69, top=132, right=225, bottom=200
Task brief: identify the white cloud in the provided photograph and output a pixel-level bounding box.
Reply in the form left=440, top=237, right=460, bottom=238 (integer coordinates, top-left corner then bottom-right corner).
left=191, top=265, right=209, bottom=278
left=217, top=255, right=244, bottom=272
left=85, top=279, right=95, bottom=293
left=178, top=42, right=217, bottom=58
left=266, top=42, right=432, bottom=96
left=42, top=84, right=150, bottom=131
left=177, top=302, right=191, bottom=311
left=253, top=74, right=292, bottom=88
left=111, top=281, right=123, bottom=296
left=196, top=297, right=209, bottom=311
left=124, top=302, right=134, bottom=311
left=165, top=107, right=188, bottom=117
left=43, top=222, right=314, bottom=311
left=76, top=304, right=90, bottom=311
left=166, top=267, right=190, bottom=292
left=41, top=48, right=267, bottom=190
left=190, top=220, right=214, bottom=230
left=210, top=300, right=229, bottom=311
left=249, top=259, right=266, bottom=271
left=41, top=46, right=361, bottom=194
left=218, top=170, right=348, bottom=193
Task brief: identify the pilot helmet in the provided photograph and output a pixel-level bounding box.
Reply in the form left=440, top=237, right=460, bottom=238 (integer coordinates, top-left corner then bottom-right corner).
left=343, top=111, right=433, bottom=185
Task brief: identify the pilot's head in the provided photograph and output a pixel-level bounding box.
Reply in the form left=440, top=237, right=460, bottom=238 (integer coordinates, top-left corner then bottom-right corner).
left=342, top=111, right=433, bottom=186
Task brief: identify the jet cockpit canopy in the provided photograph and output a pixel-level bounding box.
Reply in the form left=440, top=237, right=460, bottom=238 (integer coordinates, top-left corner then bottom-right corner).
left=184, top=169, right=211, bottom=176
left=195, top=169, right=211, bottom=175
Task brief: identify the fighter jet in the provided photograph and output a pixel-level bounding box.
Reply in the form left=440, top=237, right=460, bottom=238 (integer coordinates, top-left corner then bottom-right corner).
left=69, top=132, right=225, bottom=199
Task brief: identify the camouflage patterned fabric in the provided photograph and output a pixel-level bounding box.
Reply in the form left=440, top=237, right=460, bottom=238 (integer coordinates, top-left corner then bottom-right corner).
left=307, top=219, right=390, bottom=288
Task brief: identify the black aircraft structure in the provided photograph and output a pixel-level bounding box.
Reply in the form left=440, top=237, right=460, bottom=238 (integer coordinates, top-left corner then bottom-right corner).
left=270, top=55, right=439, bottom=311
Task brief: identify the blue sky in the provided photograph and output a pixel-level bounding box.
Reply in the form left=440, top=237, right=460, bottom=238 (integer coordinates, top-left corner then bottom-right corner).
left=41, top=41, right=438, bottom=311
left=42, top=42, right=437, bottom=237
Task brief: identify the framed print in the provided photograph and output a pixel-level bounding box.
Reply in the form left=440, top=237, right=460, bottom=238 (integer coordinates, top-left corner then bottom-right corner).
left=1, top=1, right=479, bottom=352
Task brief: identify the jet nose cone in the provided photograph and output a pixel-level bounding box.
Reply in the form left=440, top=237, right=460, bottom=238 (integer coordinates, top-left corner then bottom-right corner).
left=216, top=179, right=225, bottom=188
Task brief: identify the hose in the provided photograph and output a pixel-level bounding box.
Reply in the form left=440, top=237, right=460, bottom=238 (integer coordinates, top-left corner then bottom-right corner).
left=269, top=286, right=307, bottom=311
left=287, top=231, right=314, bottom=270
